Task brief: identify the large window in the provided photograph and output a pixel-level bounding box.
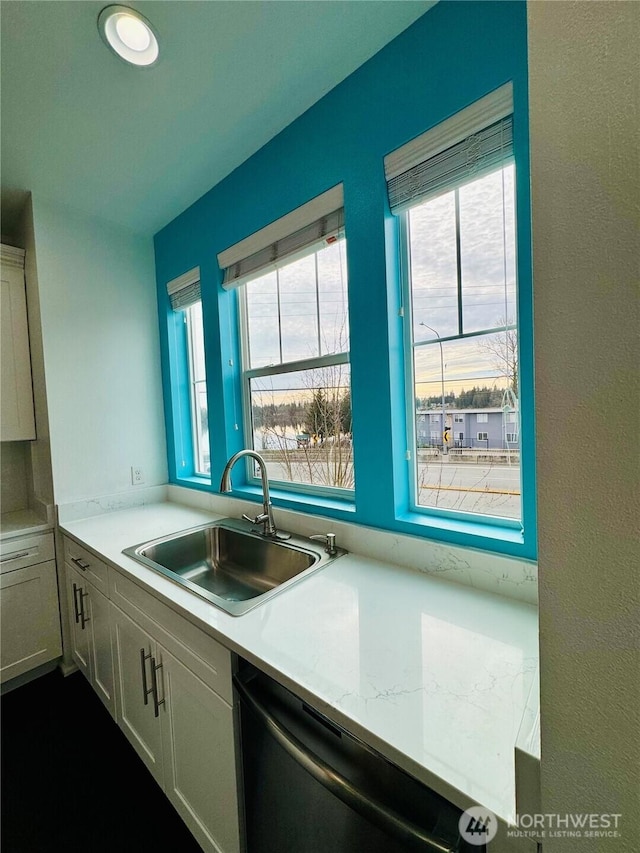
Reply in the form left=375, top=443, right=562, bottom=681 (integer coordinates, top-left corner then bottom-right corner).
left=387, top=85, right=521, bottom=524
left=241, top=238, right=352, bottom=493
left=217, top=186, right=353, bottom=497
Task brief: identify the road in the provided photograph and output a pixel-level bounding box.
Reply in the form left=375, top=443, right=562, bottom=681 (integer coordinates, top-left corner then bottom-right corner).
left=262, top=455, right=521, bottom=520
left=417, top=461, right=521, bottom=518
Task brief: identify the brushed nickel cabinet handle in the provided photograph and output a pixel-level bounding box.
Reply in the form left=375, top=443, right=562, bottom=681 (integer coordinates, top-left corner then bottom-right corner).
left=71, top=557, right=90, bottom=571
left=140, top=648, right=153, bottom=705
left=72, top=583, right=80, bottom=623
left=0, top=551, right=31, bottom=564
left=150, top=656, right=165, bottom=718
left=79, top=589, right=90, bottom=628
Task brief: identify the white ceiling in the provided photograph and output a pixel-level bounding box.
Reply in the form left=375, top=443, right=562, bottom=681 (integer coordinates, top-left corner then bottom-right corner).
left=1, top=1, right=434, bottom=236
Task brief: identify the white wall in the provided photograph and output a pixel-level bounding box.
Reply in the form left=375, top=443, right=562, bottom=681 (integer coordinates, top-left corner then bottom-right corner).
left=528, top=3, right=639, bottom=850
left=31, top=199, right=168, bottom=505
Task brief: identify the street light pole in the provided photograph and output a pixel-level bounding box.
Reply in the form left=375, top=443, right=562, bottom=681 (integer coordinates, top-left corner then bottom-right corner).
left=420, top=323, right=447, bottom=455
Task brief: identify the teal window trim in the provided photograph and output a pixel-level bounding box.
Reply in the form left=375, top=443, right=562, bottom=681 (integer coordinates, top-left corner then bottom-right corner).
left=157, top=55, right=536, bottom=563
left=222, top=482, right=356, bottom=518
left=174, top=474, right=213, bottom=492
left=162, top=207, right=536, bottom=563
left=164, top=304, right=198, bottom=480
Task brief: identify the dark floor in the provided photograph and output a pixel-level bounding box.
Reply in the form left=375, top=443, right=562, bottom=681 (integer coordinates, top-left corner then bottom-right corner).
left=1, top=669, right=202, bottom=852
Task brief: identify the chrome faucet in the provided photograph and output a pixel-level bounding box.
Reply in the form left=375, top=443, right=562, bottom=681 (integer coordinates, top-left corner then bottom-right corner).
left=219, top=449, right=278, bottom=538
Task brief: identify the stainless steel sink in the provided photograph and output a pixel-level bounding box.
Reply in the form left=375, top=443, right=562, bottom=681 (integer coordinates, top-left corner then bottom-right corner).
left=122, top=517, right=345, bottom=616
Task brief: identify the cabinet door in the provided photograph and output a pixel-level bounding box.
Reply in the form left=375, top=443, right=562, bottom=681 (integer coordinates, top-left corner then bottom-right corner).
left=110, top=603, right=163, bottom=785
left=87, top=586, right=115, bottom=716
left=0, top=256, right=36, bottom=441
left=65, top=565, right=90, bottom=679
left=159, top=647, right=242, bottom=853
left=0, top=560, right=62, bottom=683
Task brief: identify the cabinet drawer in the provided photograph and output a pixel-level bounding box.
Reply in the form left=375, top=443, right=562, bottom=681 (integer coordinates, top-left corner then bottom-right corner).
left=63, top=536, right=108, bottom=593
left=0, top=532, right=55, bottom=573
left=109, top=569, right=233, bottom=704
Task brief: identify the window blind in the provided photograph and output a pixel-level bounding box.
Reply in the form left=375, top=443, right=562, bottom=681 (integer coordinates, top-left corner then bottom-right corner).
left=384, top=83, right=514, bottom=213
left=217, top=184, right=344, bottom=290
left=167, top=267, right=201, bottom=310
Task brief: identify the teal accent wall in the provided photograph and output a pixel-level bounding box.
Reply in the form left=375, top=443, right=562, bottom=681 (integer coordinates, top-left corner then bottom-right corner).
left=154, top=0, right=536, bottom=559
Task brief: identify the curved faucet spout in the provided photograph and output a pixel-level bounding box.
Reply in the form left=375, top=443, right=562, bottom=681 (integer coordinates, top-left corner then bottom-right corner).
left=219, top=450, right=277, bottom=537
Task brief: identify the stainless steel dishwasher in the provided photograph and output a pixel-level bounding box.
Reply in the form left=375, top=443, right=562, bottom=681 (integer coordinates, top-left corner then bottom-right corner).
left=234, top=664, right=484, bottom=853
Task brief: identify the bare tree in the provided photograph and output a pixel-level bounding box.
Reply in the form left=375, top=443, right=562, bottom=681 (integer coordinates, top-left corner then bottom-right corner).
left=251, top=363, right=354, bottom=491
left=477, top=317, right=518, bottom=396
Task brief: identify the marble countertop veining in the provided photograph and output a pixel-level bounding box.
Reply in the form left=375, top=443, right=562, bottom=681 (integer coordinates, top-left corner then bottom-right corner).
left=59, top=501, right=539, bottom=825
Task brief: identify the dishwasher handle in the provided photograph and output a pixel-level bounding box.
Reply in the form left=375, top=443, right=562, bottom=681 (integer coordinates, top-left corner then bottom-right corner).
left=233, top=673, right=456, bottom=853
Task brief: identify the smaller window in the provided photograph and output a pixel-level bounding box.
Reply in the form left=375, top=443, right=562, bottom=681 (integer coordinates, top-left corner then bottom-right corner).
left=185, top=302, right=209, bottom=475
left=458, top=432, right=464, bottom=441
left=477, top=432, right=488, bottom=441
left=166, top=267, right=209, bottom=477
left=506, top=432, right=517, bottom=443
left=506, top=411, right=516, bottom=423
left=429, top=413, right=441, bottom=423
left=430, top=430, right=439, bottom=442
left=476, top=413, right=488, bottom=423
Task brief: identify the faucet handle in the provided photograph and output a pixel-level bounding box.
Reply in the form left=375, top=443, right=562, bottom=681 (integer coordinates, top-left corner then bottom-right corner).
left=242, top=512, right=267, bottom=525
left=310, top=532, right=338, bottom=556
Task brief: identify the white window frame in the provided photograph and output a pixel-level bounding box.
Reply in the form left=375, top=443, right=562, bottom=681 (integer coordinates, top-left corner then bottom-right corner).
left=476, top=413, right=489, bottom=423
left=237, top=240, right=353, bottom=500
left=185, top=303, right=209, bottom=477
left=477, top=432, right=489, bottom=442
left=399, top=203, right=520, bottom=524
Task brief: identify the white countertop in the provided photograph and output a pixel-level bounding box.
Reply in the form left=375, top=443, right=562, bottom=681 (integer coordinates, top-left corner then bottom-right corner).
left=60, top=501, right=539, bottom=825
left=1, top=508, right=53, bottom=541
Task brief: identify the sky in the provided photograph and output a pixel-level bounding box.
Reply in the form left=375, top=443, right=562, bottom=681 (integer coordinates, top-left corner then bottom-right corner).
left=241, top=164, right=517, bottom=407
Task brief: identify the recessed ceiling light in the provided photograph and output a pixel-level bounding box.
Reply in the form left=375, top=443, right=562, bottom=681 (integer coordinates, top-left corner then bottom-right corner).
left=98, top=5, right=159, bottom=67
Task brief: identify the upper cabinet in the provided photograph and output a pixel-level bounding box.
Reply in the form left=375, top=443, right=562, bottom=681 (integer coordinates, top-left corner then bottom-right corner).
left=1, top=244, right=36, bottom=441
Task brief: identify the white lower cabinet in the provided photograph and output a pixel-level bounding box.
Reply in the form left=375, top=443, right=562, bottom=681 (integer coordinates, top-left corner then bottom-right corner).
left=66, top=565, right=91, bottom=679
left=0, top=532, right=62, bottom=683
left=160, top=646, right=241, bottom=853
left=61, top=533, right=243, bottom=853
left=65, top=560, right=115, bottom=715
left=108, top=579, right=242, bottom=853
left=110, top=604, right=164, bottom=783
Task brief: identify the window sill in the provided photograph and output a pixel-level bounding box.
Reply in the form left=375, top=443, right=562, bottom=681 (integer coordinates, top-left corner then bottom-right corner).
left=170, top=477, right=532, bottom=559
left=173, top=475, right=212, bottom=491
left=234, top=483, right=357, bottom=519
left=171, top=476, right=355, bottom=518
left=395, top=509, right=529, bottom=558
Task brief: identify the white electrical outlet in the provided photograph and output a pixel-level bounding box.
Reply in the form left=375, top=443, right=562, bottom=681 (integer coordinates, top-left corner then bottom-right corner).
left=131, top=466, right=145, bottom=485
